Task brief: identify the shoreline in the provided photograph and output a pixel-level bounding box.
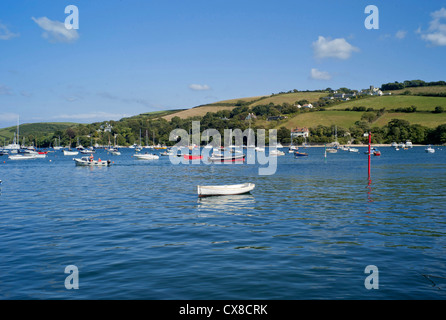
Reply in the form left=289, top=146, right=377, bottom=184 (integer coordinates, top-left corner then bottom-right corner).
left=291, top=144, right=426, bottom=148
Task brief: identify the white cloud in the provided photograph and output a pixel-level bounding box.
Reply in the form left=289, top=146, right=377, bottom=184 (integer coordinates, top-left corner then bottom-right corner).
left=0, top=22, right=19, bottom=40
left=310, top=68, right=332, bottom=80
left=0, top=113, right=19, bottom=122
left=0, top=84, right=13, bottom=95
left=189, top=84, right=211, bottom=91
left=420, top=7, right=446, bottom=46
left=312, top=36, right=359, bottom=60
left=395, top=30, right=407, bottom=39
left=97, top=92, right=153, bottom=108
left=32, top=16, right=79, bottom=43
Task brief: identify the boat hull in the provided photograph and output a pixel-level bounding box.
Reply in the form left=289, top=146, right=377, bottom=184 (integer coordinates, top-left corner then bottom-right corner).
left=8, top=154, right=37, bottom=160
left=74, top=158, right=111, bottom=166
left=294, top=152, right=308, bottom=157
left=184, top=155, right=203, bottom=160
left=134, top=154, right=159, bottom=160
left=197, top=183, right=255, bottom=197
left=208, top=155, right=245, bottom=162
left=63, top=150, right=79, bottom=156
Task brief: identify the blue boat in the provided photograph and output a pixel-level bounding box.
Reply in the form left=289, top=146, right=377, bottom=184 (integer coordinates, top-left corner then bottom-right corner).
left=294, top=151, right=308, bottom=157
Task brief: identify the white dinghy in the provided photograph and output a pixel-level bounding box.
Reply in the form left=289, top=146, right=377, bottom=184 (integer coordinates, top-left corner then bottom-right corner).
left=63, top=149, right=79, bottom=156
left=73, top=156, right=111, bottom=167
left=8, top=153, right=38, bottom=160
left=197, top=183, right=255, bottom=197
left=134, top=153, right=159, bottom=160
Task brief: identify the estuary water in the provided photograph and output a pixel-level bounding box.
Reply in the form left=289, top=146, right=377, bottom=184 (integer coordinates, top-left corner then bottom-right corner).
left=0, top=146, right=445, bottom=299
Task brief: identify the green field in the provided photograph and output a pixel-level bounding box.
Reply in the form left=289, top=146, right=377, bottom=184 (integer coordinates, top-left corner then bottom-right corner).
left=278, top=111, right=363, bottom=130
left=164, top=91, right=329, bottom=120
left=249, top=92, right=327, bottom=107
left=274, top=108, right=446, bottom=130
left=210, top=95, right=268, bottom=105
left=372, top=112, right=446, bottom=128
left=390, top=85, right=446, bottom=95
left=327, top=95, right=446, bottom=112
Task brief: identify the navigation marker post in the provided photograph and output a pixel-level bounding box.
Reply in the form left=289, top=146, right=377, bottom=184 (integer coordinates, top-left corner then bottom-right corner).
left=368, top=131, right=371, bottom=179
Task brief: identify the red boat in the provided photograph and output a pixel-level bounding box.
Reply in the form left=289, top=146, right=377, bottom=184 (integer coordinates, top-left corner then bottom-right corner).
left=183, top=154, right=203, bottom=160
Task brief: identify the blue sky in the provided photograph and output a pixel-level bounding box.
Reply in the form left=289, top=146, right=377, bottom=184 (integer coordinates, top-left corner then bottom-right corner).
left=1, top=0, right=445, bottom=128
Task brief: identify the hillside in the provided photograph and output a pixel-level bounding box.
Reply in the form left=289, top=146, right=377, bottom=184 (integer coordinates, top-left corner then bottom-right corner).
left=159, top=89, right=446, bottom=130
left=0, top=122, right=77, bottom=142
left=389, top=85, right=446, bottom=96
left=2, top=83, right=446, bottom=147
left=327, top=95, right=446, bottom=112
left=161, top=91, right=328, bottom=120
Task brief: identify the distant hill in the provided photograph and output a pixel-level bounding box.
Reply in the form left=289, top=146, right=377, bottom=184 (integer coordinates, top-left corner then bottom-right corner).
left=155, top=88, right=446, bottom=130
left=275, top=95, right=446, bottom=130
left=0, top=122, right=77, bottom=142
left=2, top=83, right=446, bottom=146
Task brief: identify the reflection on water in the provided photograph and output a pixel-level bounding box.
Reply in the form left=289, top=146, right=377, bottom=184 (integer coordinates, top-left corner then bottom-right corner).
left=197, top=194, right=256, bottom=214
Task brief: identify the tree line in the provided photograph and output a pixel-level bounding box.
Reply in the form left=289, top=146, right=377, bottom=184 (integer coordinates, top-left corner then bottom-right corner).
left=381, top=80, right=446, bottom=91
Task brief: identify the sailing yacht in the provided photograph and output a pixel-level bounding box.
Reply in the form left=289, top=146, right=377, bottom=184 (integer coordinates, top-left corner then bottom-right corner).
left=53, top=137, right=63, bottom=150
left=4, top=118, right=21, bottom=151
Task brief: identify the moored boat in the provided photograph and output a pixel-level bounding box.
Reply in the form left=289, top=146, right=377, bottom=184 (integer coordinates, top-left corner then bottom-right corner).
left=107, top=148, right=121, bottom=155
left=425, top=145, right=435, bottom=153
left=294, top=151, right=308, bottom=157
left=63, top=149, right=79, bottom=156
left=270, top=149, right=285, bottom=156
left=197, top=183, right=255, bottom=197
left=134, top=153, right=159, bottom=160
left=183, top=154, right=203, bottom=160
left=79, top=147, right=95, bottom=154
left=73, top=156, right=111, bottom=166
left=8, top=153, right=38, bottom=160
left=208, top=154, right=245, bottom=162
left=160, top=149, right=175, bottom=156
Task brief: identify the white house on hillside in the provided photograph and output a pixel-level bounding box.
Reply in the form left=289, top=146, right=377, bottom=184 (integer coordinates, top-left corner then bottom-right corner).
left=291, top=127, right=310, bottom=138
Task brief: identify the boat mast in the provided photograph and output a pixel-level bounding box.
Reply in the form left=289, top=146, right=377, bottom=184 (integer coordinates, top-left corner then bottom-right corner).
left=17, top=116, right=19, bottom=148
